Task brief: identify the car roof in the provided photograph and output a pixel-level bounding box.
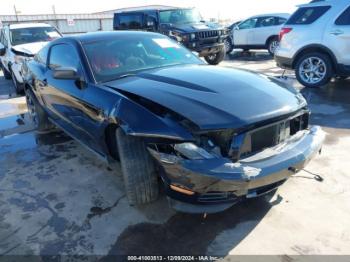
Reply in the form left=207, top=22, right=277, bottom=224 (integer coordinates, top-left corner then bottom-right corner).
left=250, top=13, right=290, bottom=19
left=63, top=31, right=165, bottom=44
left=118, top=7, right=192, bottom=13
left=8, top=23, right=54, bottom=29
left=298, top=0, right=349, bottom=7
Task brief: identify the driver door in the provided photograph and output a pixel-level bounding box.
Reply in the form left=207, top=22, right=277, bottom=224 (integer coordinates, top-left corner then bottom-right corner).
left=233, top=18, right=258, bottom=46
left=41, top=43, right=87, bottom=138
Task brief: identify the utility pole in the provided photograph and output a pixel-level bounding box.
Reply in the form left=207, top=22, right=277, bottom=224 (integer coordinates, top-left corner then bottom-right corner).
left=52, top=5, right=60, bottom=30
left=14, top=5, right=19, bottom=22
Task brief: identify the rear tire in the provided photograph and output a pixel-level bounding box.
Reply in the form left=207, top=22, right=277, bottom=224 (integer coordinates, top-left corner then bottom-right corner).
left=204, top=48, right=226, bottom=65
left=267, top=37, right=279, bottom=55
left=116, top=128, right=159, bottom=206
left=295, top=52, right=333, bottom=88
left=25, top=89, right=54, bottom=133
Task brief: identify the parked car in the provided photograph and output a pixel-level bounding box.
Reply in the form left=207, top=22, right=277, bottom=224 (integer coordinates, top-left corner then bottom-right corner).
left=113, top=7, right=227, bottom=65
left=230, top=13, right=290, bottom=55
left=24, top=31, right=324, bottom=213
left=275, top=0, right=350, bottom=87
left=224, top=20, right=241, bottom=54
left=0, top=23, right=61, bottom=93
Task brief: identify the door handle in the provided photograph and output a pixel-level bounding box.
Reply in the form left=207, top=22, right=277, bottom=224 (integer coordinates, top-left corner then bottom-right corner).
left=330, top=30, right=344, bottom=36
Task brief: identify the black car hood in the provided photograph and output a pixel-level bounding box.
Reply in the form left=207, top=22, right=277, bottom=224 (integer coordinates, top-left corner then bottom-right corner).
left=164, top=22, right=224, bottom=33
left=105, top=65, right=306, bottom=131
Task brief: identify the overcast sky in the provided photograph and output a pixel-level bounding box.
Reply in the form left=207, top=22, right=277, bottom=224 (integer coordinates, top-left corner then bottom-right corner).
left=1, top=0, right=307, bottom=20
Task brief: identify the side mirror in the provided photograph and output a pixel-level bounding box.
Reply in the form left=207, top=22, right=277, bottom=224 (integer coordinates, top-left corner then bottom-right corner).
left=234, top=25, right=239, bottom=30
left=53, top=67, right=80, bottom=80
left=53, top=67, right=86, bottom=89
left=0, top=43, right=6, bottom=56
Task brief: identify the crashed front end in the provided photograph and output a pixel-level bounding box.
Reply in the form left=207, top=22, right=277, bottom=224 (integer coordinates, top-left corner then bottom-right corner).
left=146, top=109, right=325, bottom=213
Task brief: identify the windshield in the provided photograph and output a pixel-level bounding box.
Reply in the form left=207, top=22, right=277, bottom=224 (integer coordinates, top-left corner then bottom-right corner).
left=159, top=9, right=202, bottom=24
left=83, top=34, right=203, bottom=83
left=10, top=27, right=61, bottom=46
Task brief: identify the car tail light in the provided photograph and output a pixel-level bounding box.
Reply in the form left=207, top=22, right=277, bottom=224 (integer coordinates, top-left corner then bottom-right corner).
left=279, top=27, right=293, bottom=41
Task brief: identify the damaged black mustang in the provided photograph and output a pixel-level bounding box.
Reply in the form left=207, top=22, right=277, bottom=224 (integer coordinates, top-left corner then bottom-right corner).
left=24, top=31, right=325, bottom=213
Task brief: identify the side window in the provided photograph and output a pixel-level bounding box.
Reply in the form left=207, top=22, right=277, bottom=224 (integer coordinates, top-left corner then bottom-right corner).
left=258, top=17, right=276, bottom=27
left=335, top=6, right=350, bottom=25
left=118, top=14, right=144, bottom=29
left=276, top=17, right=287, bottom=25
left=238, top=18, right=258, bottom=29
left=34, top=45, right=49, bottom=64
left=286, top=6, right=331, bottom=25
left=49, top=44, right=82, bottom=72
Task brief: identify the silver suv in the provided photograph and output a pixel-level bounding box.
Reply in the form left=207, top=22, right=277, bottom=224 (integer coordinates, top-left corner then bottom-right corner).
left=275, top=0, right=350, bottom=87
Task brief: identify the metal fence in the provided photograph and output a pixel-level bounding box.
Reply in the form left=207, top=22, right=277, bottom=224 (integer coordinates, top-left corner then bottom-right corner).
left=0, top=14, right=114, bottom=34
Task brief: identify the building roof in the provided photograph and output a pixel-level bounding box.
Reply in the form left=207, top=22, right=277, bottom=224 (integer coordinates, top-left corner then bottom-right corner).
left=0, top=13, right=113, bottom=24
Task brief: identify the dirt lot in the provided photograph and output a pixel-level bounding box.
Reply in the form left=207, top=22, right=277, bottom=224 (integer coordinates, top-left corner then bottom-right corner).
left=0, top=51, right=350, bottom=259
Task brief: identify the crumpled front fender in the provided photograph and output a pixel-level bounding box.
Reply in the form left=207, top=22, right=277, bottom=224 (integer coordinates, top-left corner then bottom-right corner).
left=112, top=98, right=193, bottom=141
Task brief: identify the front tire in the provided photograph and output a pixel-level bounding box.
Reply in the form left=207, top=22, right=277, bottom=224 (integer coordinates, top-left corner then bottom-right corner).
left=1, top=63, right=11, bottom=80
left=295, top=52, right=333, bottom=88
left=204, top=48, right=226, bottom=65
left=224, top=38, right=234, bottom=54
left=25, top=89, right=54, bottom=132
left=116, top=128, right=159, bottom=206
left=11, top=70, right=23, bottom=94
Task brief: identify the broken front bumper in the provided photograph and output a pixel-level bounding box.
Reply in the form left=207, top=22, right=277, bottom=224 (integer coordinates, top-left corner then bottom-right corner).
left=151, top=126, right=325, bottom=213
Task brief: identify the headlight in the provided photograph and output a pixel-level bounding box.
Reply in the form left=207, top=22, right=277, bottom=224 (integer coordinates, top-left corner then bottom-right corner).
left=190, top=33, right=196, bottom=40
left=174, top=143, right=214, bottom=160
left=148, top=142, right=216, bottom=164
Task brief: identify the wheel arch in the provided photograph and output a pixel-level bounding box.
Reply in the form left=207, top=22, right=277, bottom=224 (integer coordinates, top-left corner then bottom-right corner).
left=265, top=35, right=278, bottom=47
left=292, top=44, right=338, bottom=70
left=104, top=123, right=119, bottom=160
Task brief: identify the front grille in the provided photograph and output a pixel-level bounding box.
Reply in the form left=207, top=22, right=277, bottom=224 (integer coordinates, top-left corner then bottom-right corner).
left=197, top=30, right=219, bottom=39
left=239, top=112, right=309, bottom=159
left=205, top=111, right=310, bottom=160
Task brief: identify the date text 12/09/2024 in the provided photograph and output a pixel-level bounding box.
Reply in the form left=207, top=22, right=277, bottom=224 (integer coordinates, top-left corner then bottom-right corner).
left=127, top=256, right=220, bottom=261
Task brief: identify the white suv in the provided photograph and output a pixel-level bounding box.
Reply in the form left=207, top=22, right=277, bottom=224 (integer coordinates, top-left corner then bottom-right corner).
left=230, top=13, right=290, bottom=55
left=275, top=0, right=350, bottom=87
left=0, top=23, right=61, bottom=93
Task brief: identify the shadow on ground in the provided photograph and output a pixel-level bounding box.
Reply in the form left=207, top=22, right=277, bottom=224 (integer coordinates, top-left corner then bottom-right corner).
left=226, top=50, right=273, bottom=62
left=101, top=194, right=282, bottom=260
